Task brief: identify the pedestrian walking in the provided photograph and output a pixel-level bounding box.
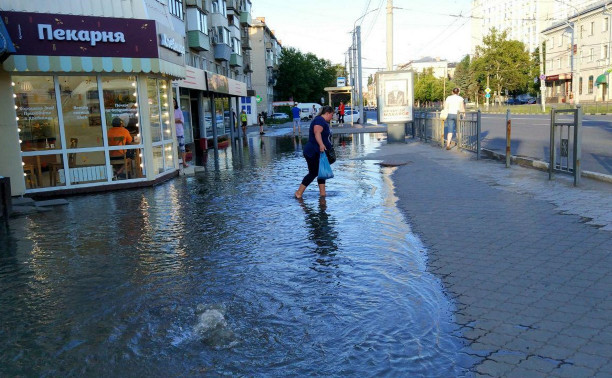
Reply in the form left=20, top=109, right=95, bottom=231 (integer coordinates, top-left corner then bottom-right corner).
left=442, top=88, right=465, bottom=150
left=291, top=103, right=301, bottom=134
left=295, top=106, right=335, bottom=199
left=338, top=101, right=345, bottom=124
left=258, top=113, right=265, bottom=135
left=240, top=109, right=248, bottom=137
left=174, top=98, right=188, bottom=167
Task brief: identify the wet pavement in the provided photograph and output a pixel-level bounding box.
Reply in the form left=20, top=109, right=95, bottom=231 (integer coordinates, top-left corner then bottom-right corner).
left=365, top=140, right=612, bottom=377
left=0, top=134, right=467, bottom=376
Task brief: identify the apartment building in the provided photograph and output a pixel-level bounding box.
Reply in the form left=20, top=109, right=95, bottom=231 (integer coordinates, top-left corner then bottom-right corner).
left=398, top=57, right=450, bottom=79
left=471, top=0, right=602, bottom=54
left=0, top=0, right=254, bottom=196
left=542, top=2, right=611, bottom=103
left=249, top=17, right=281, bottom=116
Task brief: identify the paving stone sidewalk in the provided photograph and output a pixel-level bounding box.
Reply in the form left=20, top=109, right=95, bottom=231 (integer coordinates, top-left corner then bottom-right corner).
left=364, top=141, right=612, bottom=377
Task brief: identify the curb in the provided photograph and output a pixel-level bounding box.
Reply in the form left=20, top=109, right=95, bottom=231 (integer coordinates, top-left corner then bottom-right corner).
left=481, top=148, right=612, bottom=184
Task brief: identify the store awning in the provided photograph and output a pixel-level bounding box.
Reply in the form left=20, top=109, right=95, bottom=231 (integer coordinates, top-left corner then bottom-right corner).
left=595, top=73, right=608, bottom=86
left=2, top=55, right=185, bottom=79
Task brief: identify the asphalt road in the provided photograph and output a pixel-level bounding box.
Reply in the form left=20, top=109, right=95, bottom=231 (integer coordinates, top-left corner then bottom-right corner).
left=480, top=113, right=612, bottom=175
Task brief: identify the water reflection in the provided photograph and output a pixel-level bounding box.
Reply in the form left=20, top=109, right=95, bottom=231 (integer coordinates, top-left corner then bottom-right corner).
left=0, top=133, right=465, bottom=376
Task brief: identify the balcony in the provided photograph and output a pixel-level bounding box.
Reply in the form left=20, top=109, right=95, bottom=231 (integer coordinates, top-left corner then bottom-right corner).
left=240, top=11, right=252, bottom=26
left=214, top=43, right=232, bottom=61
left=265, top=57, right=273, bottom=68
left=210, top=12, right=228, bottom=28
left=185, top=0, right=203, bottom=9
left=229, top=24, right=241, bottom=40
left=241, top=37, right=251, bottom=50
left=187, top=30, right=211, bottom=51
left=230, top=53, right=243, bottom=67
left=226, top=0, right=239, bottom=12
left=243, top=64, right=253, bottom=73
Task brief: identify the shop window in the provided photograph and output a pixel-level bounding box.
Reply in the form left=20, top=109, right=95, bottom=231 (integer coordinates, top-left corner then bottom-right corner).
left=164, top=143, right=174, bottom=172
left=102, top=76, right=139, bottom=141
left=147, top=78, right=163, bottom=142
left=159, top=82, right=172, bottom=141
left=588, top=76, right=594, bottom=94
left=579, top=77, right=583, bottom=95
left=59, top=76, right=103, bottom=148
left=110, top=147, right=144, bottom=181
left=152, top=145, right=164, bottom=174
left=22, top=154, right=65, bottom=189
left=14, top=76, right=61, bottom=152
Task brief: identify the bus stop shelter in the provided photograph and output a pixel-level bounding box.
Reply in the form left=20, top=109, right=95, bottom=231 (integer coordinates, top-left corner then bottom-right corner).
left=324, top=86, right=353, bottom=107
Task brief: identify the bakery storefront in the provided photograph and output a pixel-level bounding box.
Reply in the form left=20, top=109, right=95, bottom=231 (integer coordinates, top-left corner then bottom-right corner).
left=0, top=11, right=185, bottom=196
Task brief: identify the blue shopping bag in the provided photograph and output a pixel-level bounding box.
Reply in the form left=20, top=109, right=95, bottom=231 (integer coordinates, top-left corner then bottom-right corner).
left=318, top=152, right=334, bottom=179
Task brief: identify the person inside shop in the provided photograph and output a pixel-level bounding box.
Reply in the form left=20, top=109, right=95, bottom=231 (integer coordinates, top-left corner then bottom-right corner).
left=174, top=98, right=188, bottom=167
left=108, top=117, right=133, bottom=178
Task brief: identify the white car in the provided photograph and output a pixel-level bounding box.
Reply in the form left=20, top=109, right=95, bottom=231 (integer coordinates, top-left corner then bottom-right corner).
left=269, top=112, right=290, bottom=120
left=342, top=109, right=361, bottom=124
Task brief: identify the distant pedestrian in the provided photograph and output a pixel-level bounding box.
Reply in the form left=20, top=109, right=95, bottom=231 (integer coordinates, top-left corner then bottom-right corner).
left=291, top=103, right=301, bottom=134
left=443, top=88, right=465, bottom=150
left=311, top=105, right=316, bottom=119
left=295, top=106, right=335, bottom=199
left=258, top=113, right=265, bottom=135
left=240, top=109, right=248, bottom=137
left=338, top=101, right=345, bottom=124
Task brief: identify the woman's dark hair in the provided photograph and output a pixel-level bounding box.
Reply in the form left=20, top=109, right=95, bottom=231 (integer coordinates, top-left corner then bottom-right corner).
left=452, top=87, right=460, bottom=94
left=319, top=105, right=334, bottom=115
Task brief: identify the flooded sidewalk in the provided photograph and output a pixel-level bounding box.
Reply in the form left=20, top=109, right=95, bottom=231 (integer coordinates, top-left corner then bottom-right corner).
left=0, top=134, right=467, bottom=376
left=366, top=140, right=612, bottom=377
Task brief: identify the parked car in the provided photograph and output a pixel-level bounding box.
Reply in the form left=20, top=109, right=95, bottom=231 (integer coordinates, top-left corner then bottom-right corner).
left=516, top=94, right=536, bottom=104
left=269, top=112, right=290, bottom=120
left=343, top=109, right=361, bottom=124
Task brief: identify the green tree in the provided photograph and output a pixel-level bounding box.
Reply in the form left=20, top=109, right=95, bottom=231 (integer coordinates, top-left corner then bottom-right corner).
left=414, top=68, right=445, bottom=105
left=275, top=47, right=337, bottom=103
left=471, top=28, right=532, bottom=99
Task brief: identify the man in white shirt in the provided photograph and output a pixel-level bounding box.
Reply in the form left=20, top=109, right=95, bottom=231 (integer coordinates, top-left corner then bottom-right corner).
left=443, top=88, right=465, bottom=150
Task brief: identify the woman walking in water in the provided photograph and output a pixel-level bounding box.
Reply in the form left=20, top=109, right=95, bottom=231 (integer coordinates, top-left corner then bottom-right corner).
left=295, top=106, right=335, bottom=199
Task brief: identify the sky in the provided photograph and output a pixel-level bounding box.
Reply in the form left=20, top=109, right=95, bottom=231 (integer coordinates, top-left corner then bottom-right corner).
left=251, top=0, right=472, bottom=78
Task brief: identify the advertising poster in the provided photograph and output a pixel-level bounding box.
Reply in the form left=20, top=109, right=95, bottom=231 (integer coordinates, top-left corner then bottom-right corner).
left=376, top=70, right=414, bottom=123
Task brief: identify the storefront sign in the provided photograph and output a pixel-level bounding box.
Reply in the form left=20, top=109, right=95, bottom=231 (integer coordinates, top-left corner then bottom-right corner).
left=206, top=71, right=229, bottom=94
left=159, top=33, right=184, bottom=55
left=177, top=66, right=207, bottom=90
left=1, top=11, right=158, bottom=58
left=376, top=70, right=414, bottom=123
left=228, top=77, right=247, bottom=97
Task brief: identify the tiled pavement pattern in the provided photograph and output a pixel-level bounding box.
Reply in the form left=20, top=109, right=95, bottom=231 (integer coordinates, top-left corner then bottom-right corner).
left=364, top=141, right=612, bottom=377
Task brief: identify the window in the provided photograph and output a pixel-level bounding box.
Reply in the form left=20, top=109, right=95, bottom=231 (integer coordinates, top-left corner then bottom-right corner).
left=580, top=25, right=584, bottom=39
left=169, top=0, right=184, bottom=20
left=231, top=37, right=241, bottom=55
left=211, top=0, right=227, bottom=16
left=603, top=45, right=609, bottom=60
left=550, top=37, right=554, bottom=49
left=579, top=77, right=583, bottom=95
left=558, top=34, right=562, bottom=47
left=588, top=75, right=594, bottom=94
left=590, top=21, right=594, bottom=36
left=197, top=9, right=208, bottom=33
left=556, top=58, right=561, bottom=69
left=589, top=48, right=594, bottom=62
left=217, top=26, right=229, bottom=44
left=604, top=17, right=610, bottom=32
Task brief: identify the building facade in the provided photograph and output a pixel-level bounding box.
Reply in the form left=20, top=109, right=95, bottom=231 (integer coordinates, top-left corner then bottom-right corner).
left=470, top=0, right=603, bottom=54
left=398, top=57, right=449, bottom=79
left=542, top=2, right=611, bottom=103
left=249, top=17, right=280, bottom=116
left=0, top=0, right=255, bottom=196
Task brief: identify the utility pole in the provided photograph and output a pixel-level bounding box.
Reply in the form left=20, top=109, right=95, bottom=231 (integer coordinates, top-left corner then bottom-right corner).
left=539, top=40, right=546, bottom=111
left=386, top=0, right=393, bottom=71
left=574, top=15, right=581, bottom=105
left=357, top=25, right=364, bottom=123
left=486, top=75, right=490, bottom=107
left=349, top=42, right=354, bottom=111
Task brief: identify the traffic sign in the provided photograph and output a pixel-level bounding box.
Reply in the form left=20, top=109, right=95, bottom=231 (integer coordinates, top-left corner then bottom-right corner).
left=485, top=87, right=491, bottom=94
left=256, top=95, right=262, bottom=103
left=485, top=93, right=491, bottom=98
left=539, top=74, right=546, bottom=80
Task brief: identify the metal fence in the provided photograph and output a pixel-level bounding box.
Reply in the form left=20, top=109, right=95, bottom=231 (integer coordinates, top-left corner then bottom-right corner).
left=412, top=110, right=482, bottom=159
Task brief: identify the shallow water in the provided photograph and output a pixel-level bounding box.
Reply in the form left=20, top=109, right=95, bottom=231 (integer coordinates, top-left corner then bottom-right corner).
left=0, top=134, right=465, bottom=376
